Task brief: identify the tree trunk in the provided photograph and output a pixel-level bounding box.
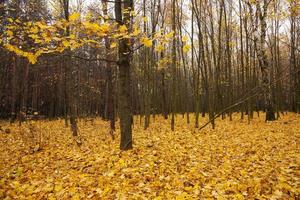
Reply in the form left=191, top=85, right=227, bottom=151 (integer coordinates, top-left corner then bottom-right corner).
left=170, top=0, right=177, bottom=131
left=256, top=1, right=275, bottom=121
left=115, top=0, right=133, bottom=150
left=63, top=0, right=78, bottom=135
left=102, top=0, right=116, bottom=135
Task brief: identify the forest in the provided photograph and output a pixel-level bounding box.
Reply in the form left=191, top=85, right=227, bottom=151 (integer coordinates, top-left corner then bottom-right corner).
left=0, top=0, right=299, bottom=199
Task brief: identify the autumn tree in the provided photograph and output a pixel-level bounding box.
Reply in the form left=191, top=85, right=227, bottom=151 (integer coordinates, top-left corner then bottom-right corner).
left=115, top=0, right=133, bottom=150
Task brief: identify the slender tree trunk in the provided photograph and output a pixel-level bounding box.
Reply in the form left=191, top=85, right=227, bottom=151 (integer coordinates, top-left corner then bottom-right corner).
left=10, top=56, right=17, bottom=123
left=171, top=0, right=177, bottom=131
left=239, top=0, right=245, bottom=120
left=115, top=0, right=133, bottom=150
left=102, top=0, right=116, bottom=136
left=256, top=1, right=275, bottom=121
left=63, top=0, right=78, bottom=135
left=21, top=61, right=29, bottom=113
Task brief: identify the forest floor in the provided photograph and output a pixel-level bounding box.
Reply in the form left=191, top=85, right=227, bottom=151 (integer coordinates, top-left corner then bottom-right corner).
left=0, top=113, right=299, bottom=200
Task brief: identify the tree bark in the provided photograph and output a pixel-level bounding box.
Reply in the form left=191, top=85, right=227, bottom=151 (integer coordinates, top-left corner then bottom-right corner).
left=63, top=0, right=78, bottom=135
left=256, top=0, right=275, bottom=121
left=115, top=0, right=133, bottom=150
left=102, top=0, right=116, bottom=136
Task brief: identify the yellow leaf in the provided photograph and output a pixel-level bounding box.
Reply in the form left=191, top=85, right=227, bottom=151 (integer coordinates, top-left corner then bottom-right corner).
left=62, top=40, right=70, bottom=48
left=165, top=31, right=175, bottom=39
left=29, top=26, right=39, bottom=34
left=141, top=37, right=152, bottom=47
left=110, top=42, right=117, bottom=48
left=69, top=34, right=76, bottom=39
left=119, top=159, right=127, bottom=168
left=130, top=11, right=137, bottom=17
left=183, top=44, right=191, bottom=53
left=72, top=193, right=80, bottom=200
left=41, top=32, right=51, bottom=43
left=83, top=22, right=100, bottom=32
left=182, top=35, right=189, bottom=42
left=142, top=16, right=148, bottom=22
left=29, top=34, right=39, bottom=40
left=132, top=27, right=141, bottom=36
left=48, top=196, right=56, bottom=200
left=6, top=30, right=13, bottom=37
left=176, top=192, right=191, bottom=200
left=36, top=21, right=47, bottom=29
left=119, top=25, right=128, bottom=34
left=155, top=44, right=164, bottom=52
left=54, top=183, right=63, bottom=193
left=271, top=190, right=283, bottom=199
left=27, top=53, right=38, bottom=64
left=69, top=12, right=80, bottom=21
left=99, top=23, right=110, bottom=34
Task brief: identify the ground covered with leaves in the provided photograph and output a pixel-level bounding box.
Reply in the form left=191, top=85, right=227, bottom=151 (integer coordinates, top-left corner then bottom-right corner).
left=0, top=113, right=299, bottom=199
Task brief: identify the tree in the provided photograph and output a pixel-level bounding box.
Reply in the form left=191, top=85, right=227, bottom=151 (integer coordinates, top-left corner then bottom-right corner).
left=62, top=0, right=79, bottom=136
left=102, top=0, right=116, bottom=137
left=115, top=0, right=133, bottom=150
left=256, top=0, right=276, bottom=121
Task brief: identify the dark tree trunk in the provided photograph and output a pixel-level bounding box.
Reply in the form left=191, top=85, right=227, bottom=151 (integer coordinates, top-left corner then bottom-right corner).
left=257, top=1, right=276, bottom=121
left=10, top=56, right=17, bottom=123
left=102, top=0, right=116, bottom=136
left=63, top=0, right=78, bottom=135
left=115, top=0, right=133, bottom=150
left=161, top=69, right=168, bottom=119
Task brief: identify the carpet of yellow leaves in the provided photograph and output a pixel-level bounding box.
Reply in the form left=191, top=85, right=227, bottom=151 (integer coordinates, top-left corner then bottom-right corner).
left=0, top=113, right=299, bottom=199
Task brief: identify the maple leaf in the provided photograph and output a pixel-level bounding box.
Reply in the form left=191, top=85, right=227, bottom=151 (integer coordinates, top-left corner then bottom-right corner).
left=155, top=44, right=164, bottom=52
left=141, top=37, right=153, bottom=47
left=165, top=31, right=175, bottom=39
left=110, top=42, right=117, bottom=48
left=183, top=44, right=191, bottom=53
left=27, top=53, right=38, bottom=64
left=99, top=23, right=110, bottom=34
left=69, top=12, right=80, bottom=21
left=119, top=25, right=128, bottom=34
left=182, top=35, right=189, bottom=42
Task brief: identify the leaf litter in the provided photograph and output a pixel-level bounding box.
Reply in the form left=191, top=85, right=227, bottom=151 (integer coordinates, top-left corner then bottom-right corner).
left=0, top=113, right=299, bottom=199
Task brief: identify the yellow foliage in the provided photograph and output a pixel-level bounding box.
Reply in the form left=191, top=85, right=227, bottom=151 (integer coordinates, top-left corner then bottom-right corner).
left=62, top=40, right=70, bottom=48
left=183, top=44, right=191, bottom=53
left=141, top=37, right=153, bottom=47
left=0, top=113, right=299, bottom=199
left=182, top=35, right=189, bottom=42
left=29, top=26, right=39, bottom=34
left=6, top=30, right=13, bottom=37
left=83, top=22, right=101, bottom=33
left=119, top=25, right=128, bottom=34
left=99, top=23, right=110, bottom=34
left=130, top=11, right=137, bottom=17
left=132, top=26, right=141, bottom=36
left=155, top=44, right=164, bottom=52
left=110, top=42, right=117, bottom=48
left=142, top=16, right=148, bottom=22
left=69, top=12, right=80, bottom=22
left=165, top=31, right=175, bottom=39
left=27, top=53, right=37, bottom=64
left=0, top=16, right=189, bottom=64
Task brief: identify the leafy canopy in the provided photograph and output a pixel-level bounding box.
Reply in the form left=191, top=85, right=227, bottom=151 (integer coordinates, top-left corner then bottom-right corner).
left=0, top=12, right=191, bottom=64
